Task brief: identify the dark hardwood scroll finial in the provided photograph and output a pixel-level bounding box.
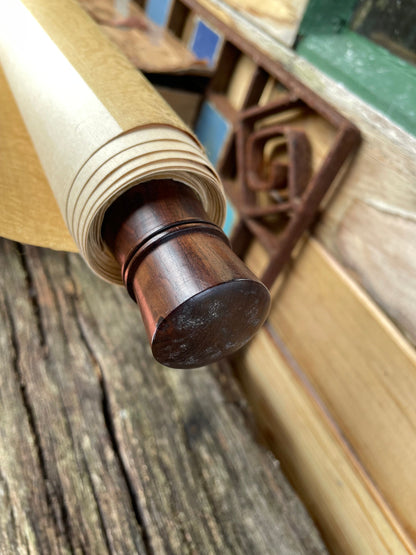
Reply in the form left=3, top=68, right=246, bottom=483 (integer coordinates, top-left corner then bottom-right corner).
left=102, top=180, right=270, bottom=368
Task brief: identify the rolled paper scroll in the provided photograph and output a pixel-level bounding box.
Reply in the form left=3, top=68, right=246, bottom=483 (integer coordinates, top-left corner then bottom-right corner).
left=0, top=0, right=226, bottom=283
left=0, top=0, right=271, bottom=368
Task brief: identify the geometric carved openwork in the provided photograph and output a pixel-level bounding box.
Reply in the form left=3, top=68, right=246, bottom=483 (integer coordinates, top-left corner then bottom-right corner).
left=220, top=96, right=361, bottom=289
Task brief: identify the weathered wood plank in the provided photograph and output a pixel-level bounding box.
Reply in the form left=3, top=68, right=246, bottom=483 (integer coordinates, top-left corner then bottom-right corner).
left=220, top=0, right=309, bottom=46
left=195, top=0, right=308, bottom=47
left=0, top=238, right=326, bottom=553
left=0, top=240, right=146, bottom=554
left=0, top=263, right=68, bottom=553
left=65, top=244, right=326, bottom=554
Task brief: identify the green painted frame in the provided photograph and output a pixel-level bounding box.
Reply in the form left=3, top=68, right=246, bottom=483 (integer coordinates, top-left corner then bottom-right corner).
left=296, top=0, right=416, bottom=136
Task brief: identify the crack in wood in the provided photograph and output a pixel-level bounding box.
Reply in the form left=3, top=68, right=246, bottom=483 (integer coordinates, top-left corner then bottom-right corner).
left=180, top=410, right=237, bottom=553
left=17, top=243, right=48, bottom=350
left=100, top=376, right=154, bottom=555
left=64, top=255, right=153, bottom=555
left=80, top=449, right=114, bottom=555
left=0, top=239, right=327, bottom=553
left=3, top=291, right=75, bottom=553
left=18, top=246, right=85, bottom=552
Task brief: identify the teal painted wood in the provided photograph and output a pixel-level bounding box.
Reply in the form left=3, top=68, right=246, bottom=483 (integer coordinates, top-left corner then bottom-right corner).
left=297, top=2, right=416, bottom=135
left=298, top=0, right=358, bottom=35
left=297, top=30, right=416, bottom=135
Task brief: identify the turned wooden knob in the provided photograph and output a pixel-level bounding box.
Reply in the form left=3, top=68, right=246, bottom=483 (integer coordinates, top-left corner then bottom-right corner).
left=102, top=180, right=270, bottom=368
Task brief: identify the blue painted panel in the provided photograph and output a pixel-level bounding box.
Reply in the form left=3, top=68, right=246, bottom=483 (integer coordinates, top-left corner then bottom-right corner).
left=194, top=101, right=230, bottom=166
left=189, top=19, right=222, bottom=68
left=223, top=202, right=237, bottom=236
left=145, top=0, right=171, bottom=27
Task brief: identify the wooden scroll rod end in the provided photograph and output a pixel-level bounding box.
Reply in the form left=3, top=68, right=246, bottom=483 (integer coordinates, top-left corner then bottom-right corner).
left=102, top=180, right=270, bottom=369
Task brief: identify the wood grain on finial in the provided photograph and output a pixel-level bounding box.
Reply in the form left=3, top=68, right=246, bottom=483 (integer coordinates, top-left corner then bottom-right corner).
left=103, top=180, right=270, bottom=368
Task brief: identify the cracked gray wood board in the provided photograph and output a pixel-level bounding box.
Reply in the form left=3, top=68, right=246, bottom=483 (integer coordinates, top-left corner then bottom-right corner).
left=0, top=238, right=326, bottom=554
left=0, top=279, right=67, bottom=552
left=0, top=240, right=145, bottom=553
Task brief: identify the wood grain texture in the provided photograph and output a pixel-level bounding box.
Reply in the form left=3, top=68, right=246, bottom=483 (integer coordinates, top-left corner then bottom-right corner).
left=315, top=118, right=416, bottom=271
left=0, top=292, right=68, bottom=553
left=0, top=240, right=145, bottom=554
left=0, top=237, right=326, bottom=553
left=236, top=330, right=412, bottom=554
left=337, top=200, right=416, bottom=346
left=262, top=238, right=416, bottom=544
left=102, top=180, right=270, bottom=368
left=203, top=0, right=308, bottom=46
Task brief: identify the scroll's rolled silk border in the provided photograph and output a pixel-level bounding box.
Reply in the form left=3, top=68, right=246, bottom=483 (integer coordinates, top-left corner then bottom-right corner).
left=68, top=132, right=212, bottom=231
left=66, top=128, right=204, bottom=223
left=77, top=151, right=215, bottom=230
left=81, top=166, right=223, bottom=282
left=69, top=128, right=224, bottom=282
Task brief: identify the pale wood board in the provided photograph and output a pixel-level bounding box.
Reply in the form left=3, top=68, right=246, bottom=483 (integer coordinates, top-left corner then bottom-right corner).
left=0, top=237, right=327, bottom=553
left=257, top=238, right=416, bottom=543
left=337, top=200, right=416, bottom=346
left=236, top=329, right=412, bottom=554
left=226, top=54, right=258, bottom=110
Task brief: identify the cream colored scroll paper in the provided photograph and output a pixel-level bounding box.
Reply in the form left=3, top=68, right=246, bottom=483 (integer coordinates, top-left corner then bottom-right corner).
left=0, top=0, right=225, bottom=283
